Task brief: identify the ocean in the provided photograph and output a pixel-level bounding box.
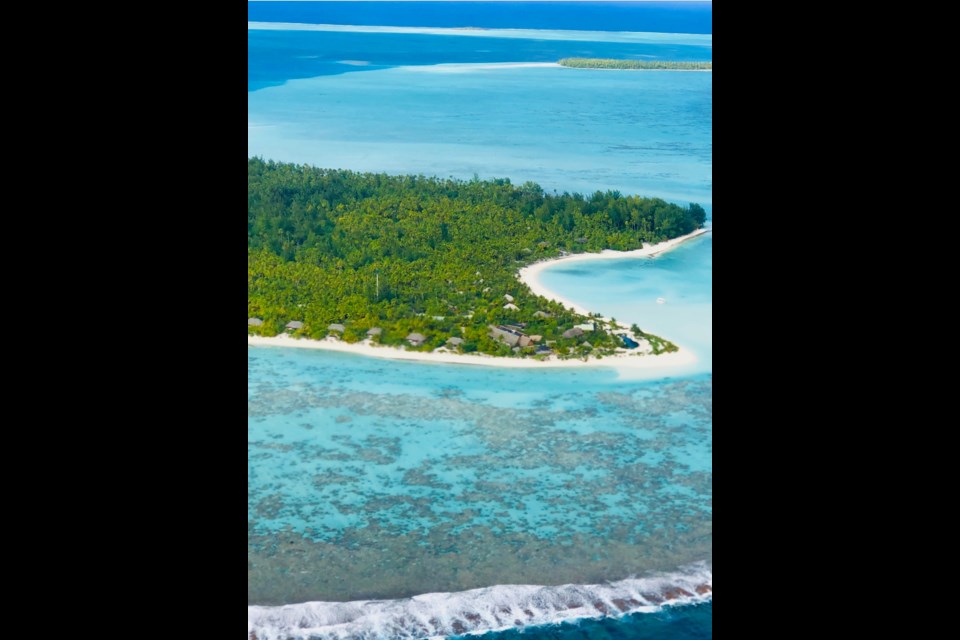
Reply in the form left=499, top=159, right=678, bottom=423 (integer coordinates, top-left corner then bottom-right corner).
left=247, top=2, right=714, bottom=34
left=248, top=3, right=712, bottom=638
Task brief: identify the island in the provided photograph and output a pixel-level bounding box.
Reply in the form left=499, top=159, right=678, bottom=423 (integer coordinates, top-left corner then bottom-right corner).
left=248, top=158, right=706, bottom=361
left=559, top=58, right=712, bottom=70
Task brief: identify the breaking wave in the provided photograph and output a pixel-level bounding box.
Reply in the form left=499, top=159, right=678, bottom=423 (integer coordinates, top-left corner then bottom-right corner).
left=248, top=563, right=711, bottom=640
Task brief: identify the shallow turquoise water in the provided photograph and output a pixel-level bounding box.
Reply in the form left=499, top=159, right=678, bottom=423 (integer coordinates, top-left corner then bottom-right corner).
left=538, top=233, right=712, bottom=373
left=248, top=30, right=712, bottom=207
left=248, top=17, right=712, bottom=639
left=249, top=345, right=711, bottom=604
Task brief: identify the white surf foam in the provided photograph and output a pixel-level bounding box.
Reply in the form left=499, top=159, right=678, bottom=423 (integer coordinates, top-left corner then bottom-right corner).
left=248, top=563, right=711, bottom=640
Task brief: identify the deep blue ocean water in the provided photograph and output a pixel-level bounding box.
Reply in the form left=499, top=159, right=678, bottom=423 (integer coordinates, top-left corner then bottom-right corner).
left=248, top=2, right=713, bottom=34
left=459, top=602, right=712, bottom=640
left=248, top=4, right=711, bottom=639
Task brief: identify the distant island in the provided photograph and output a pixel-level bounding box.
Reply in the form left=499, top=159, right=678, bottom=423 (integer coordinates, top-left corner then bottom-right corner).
left=559, top=58, right=712, bottom=70
left=248, top=159, right=706, bottom=360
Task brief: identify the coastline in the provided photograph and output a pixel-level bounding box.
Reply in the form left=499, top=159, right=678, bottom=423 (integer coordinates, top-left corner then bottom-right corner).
left=248, top=333, right=694, bottom=371
left=248, top=227, right=708, bottom=372
left=518, top=226, right=710, bottom=318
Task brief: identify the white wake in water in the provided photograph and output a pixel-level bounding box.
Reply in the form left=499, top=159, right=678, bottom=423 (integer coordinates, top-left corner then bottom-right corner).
left=248, top=563, right=711, bottom=640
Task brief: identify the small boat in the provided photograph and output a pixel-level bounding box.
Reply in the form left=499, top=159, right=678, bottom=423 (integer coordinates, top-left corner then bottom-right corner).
left=656, top=297, right=666, bottom=304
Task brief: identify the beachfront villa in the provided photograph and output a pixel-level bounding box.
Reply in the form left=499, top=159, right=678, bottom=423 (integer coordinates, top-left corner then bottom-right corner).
left=406, top=332, right=427, bottom=347
left=447, top=337, right=464, bottom=347
left=488, top=324, right=542, bottom=348
left=489, top=325, right=522, bottom=347
left=248, top=317, right=263, bottom=326
left=562, top=327, right=584, bottom=339
left=503, top=303, right=519, bottom=310
left=285, top=321, right=304, bottom=331
left=518, top=334, right=543, bottom=348
left=328, top=323, right=346, bottom=333
left=366, top=327, right=382, bottom=337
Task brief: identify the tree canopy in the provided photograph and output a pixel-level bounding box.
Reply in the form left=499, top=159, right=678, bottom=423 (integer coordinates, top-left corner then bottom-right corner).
left=248, top=158, right=703, bottom=357
left=559, top=58, right=712, bottom=70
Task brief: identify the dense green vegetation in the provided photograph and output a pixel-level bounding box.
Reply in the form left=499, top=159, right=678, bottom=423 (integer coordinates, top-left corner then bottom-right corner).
left=248, top=159, right=703, bottom=358
left=559, top=58, right=712, bottom=70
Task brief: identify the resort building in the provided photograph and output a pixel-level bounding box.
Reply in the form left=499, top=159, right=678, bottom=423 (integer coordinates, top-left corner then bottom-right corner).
left=406, top=333, right=427, bottom=347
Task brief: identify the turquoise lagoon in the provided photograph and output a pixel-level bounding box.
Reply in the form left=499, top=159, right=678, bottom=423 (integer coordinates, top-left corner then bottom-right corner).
left=248, top=235, right=713, bottom=612
left=249, top=349, right=712, bottom=604
left=248, top=27, right=712, bottom=208
left=538, top=232, right=713, bottom=374
left=248, top=19, right=711, bottom=639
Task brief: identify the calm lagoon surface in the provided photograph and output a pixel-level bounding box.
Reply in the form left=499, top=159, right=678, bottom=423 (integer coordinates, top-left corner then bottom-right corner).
left=248, top=3, right=712, bottom=638
left=249, top=29, right=712, bottom=207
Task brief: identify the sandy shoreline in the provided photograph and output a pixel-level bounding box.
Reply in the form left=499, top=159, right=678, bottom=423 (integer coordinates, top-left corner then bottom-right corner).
left=248, top=227, right=708, bottom=372
left=248, top=333, right=695, bottom=371
left=518, top=227, right=710, bottom=318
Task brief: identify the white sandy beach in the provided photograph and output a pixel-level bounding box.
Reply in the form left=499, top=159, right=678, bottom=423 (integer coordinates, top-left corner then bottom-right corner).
left=248, top=333, right=693, bottom=370
left=248, top=227, right=709, bottom=372
left=518, top=227, right=710, bottom=318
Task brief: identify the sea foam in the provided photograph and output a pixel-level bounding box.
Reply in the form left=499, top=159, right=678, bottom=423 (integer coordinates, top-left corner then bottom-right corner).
left=248, top=563, right=711, bottom=640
